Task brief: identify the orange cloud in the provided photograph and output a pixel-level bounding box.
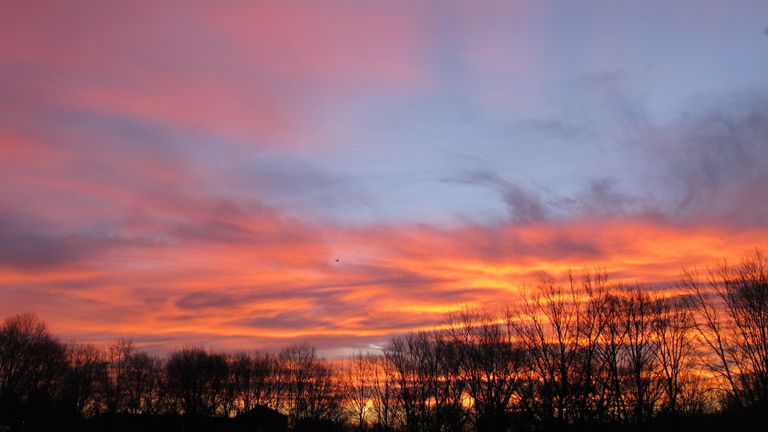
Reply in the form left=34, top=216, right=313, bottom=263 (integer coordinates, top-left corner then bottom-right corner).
left=2, top=0, right=766, bottom=357
left=2, top=198, right=764, bottom=355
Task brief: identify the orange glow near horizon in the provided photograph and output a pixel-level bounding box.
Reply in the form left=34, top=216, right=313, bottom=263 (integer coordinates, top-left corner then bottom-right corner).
left=2, top=214, right=765, bottom=355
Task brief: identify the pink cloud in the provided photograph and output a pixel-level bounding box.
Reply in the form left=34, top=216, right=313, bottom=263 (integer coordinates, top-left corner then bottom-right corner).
left=0, top=0, right=432, bottom=147
left=2, top=186, right=765, bottom=354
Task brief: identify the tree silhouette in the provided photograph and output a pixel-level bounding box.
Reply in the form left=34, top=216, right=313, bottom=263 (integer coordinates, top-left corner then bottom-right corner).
left=687, top=250, right=768, bottom=413
left=2, top=250, right=768, bottom=431
left=0, top=313, right=67, bottom=426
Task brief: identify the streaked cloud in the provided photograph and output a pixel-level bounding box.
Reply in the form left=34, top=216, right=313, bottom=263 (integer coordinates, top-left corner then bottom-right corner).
left=1, top=0, right=767, bottom=354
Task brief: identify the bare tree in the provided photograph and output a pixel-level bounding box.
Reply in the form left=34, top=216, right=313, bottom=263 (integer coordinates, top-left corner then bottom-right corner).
left=385, top=333, right=433, bottom=432
left=687, top=250, right=768, bottom=410
left=123, top=350, right=163, bottom=415
left=341, top=350, right=376, bottom=431
left=622, top=284, right=661, bottom=423
left=432, top=331, right=468, bottom=432
left=62, top=343, right=105, bottom=418
left=570, top=270, right=610, bottom=423
left=596, top=287, right=629, bottom=422
left=512, top=276, right=583, bottom=426
left=226, top=351, right=277, bottom=415
left=101, top=339, right=132, bottom=414
left=370, top=352, right=400, bottom=432
left=0, top=313, right=67, bottom=425
left=276, top=343, right=342, bottom=425
left=447, top=309, right=524, bottom=432
left=652, top=294, right=695, bottom=415
left=165, top=347, right=229, bottom=417
left=385, top=330, right=469, bottom=432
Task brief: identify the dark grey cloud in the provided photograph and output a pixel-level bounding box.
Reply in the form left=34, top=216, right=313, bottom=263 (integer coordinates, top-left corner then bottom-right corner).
left=574, top=69, right=652, bottom=137
left=520, top=119, right=587, bottom=139
left=502, top=184, right=549, bottom=223
left=234, top=312, right=329, bottom=331
left=563, top=177, right=645, bottom=217
left=466, top=223, right=605, bottom=263
left=0, top=232, right=104, bottom=269
left=159, top=196, right=327, bottom=249
left=445, top=170, right=549, bottom=223
left=448, top=80, right=768, bottom=228
left=445, top=169, right=646, bottom=224
left=661, top=95, right=768, bottom=224
left=174, top=291, right=243, bottom=311
left=173, top=268, right=454, bottom=314
left=572, top=70, right=768, bottom=226
left=0, top=212, right=154, bottom=269
left=353, top=313, right=441, bottom=333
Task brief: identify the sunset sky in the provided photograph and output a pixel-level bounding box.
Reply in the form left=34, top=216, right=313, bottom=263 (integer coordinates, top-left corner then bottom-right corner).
left=1, top=0, right=767, bottom=355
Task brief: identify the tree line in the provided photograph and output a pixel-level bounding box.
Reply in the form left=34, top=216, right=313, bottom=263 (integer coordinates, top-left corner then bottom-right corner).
left=1, top=251, right=767, bottom=431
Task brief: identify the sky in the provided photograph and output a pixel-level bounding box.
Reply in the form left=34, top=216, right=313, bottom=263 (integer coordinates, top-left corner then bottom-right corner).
left=1, top=0, right=768, bottom=355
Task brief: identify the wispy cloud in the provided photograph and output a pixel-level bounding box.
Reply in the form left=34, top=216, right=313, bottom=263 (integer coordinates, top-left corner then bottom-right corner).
left=1, top=0, right=768, bottom=354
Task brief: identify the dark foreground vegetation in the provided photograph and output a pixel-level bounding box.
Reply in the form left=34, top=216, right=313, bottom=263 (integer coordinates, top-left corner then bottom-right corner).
left=1, top=251, right=767, bottom=431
